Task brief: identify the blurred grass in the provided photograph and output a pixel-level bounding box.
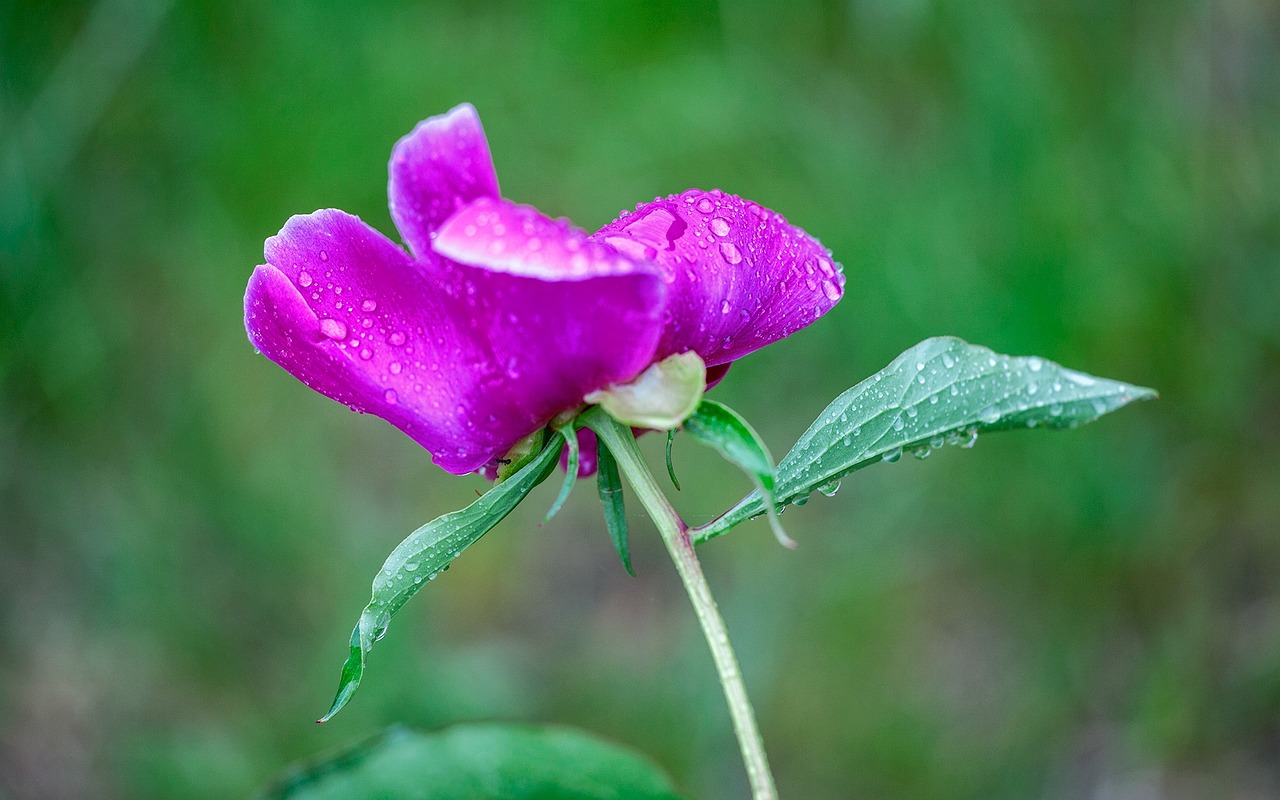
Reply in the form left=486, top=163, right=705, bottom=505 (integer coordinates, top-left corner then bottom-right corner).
left=2, top=0, right=1277, bottom=798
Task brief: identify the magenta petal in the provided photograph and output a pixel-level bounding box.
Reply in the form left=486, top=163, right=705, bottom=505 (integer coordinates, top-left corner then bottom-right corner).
left=434, top=197, right=641, bottom=280
left=388, top=104, right=501, bottom=260
left=593, top=189, right=844, bottom=368
left=246, top=209, right=665, bottom=475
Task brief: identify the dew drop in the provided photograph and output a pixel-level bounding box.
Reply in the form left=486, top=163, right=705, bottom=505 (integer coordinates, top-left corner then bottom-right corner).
left=319, top=250, right=329, bottom=262
left=792, top=493, right=810, bottom=506
left=389, top=331, right=407, bottom=346
left=1028, top=357, right=1043, bottom=372
left=942, top=353, right=955, bottom=369
left=912, top=445, right=932, bottom=460
left=361, top=299, right=377, bottom=312
left=817, top=480, right=840, bottom=497
left=389, top=361, right=402, bottom=375
left=719, top=241, right=742, bottom=264
left=978, top=406, right=1001, bottom=424
left=882, top=447, right=903, bottom=463
left=319, top=318, right=347, bottom=339
left=404, top=561, right=419, bottom=571
left=696, top=197, right=715, bottom=213
left=892, top=415, right=905, bottom=432
left=298, top=271, right=313, bottom=288
left=710, top=217, right=731, bottom=236
left=1049, top=403, right=1064, bottom=416
left=720, top=300, right=731, bottom=314
left=359, top=347, right=372, bottom=360
left=384, top=389, right=398, bottom=404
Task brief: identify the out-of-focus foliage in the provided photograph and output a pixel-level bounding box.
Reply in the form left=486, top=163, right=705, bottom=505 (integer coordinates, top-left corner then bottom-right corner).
left=1, top=1, right=1275, bottom=799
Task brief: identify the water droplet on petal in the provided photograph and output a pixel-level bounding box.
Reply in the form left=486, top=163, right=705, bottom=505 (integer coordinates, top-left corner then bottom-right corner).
left=719, top=241, right=743, bottom=264
left=696, top=197, right=715, bottom=213
left=319, top=318, right=347, bottom=339
left=389, top=331, right=407, bottom=346
left=710, top=217, right=731, bottom=236
left=384, top=389, right=398, bottom=404
left=361, top=299, right=377, bottom=312
left=389, top=361, right=402, bottom=375
left=319, top=250, right=329, bottom=262
left=359, top=347, right=372, bottom=360
left=298, top=271, right=313, bottom=288
left=720, top=300, right=731, bottom=314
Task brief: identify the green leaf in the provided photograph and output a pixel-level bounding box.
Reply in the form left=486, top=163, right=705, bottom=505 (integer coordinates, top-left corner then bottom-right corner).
left=683, top=400, right=793, bottom=548
left=596, top=434, right=633, bottom=576
left=545, top=424, right=578, bottom=523
left=693, top=337, right=1156, bottom=544
left=256, top=724, right=687, bottom=800
left=665, top=429, right=681, bottom=491
left=319, top=440, right=560, bottom=722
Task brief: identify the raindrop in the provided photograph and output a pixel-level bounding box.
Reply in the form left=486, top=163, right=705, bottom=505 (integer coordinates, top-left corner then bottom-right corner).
left=942, top=353, right=955, bottom=369
left=912, top=446, right=932, bottom=460
left=710, top=217, right=731, bottom=236
left=978, top=406, right=1001, bottom=424
left=319, top=250, right=329, bottom=262
left=720, top=300, right=731, bottom=314
left=949, top=385, right=959, bottom=396
left=1027, top=382, right=1038, bottom=395
left=361, top=299, right=377, bottom=312
left=892, top=415, right=905, bottom=432
left=817, top=480, right=840, bottom=497
left=882, top=447, right=903, bottom=463
left=1049, top=403, right=1063, bottom=416
left=359, top=347, right=372, bottom=360
left=1028, top=357, right=1043, bottom=372
left=389, top=361, right=402, bottom=375
left=389, top=331, right=407, bottom=346
left=404, top=561, right=419, bottom=571
left=719, top=242, right=742, bottom=264
left=384, top=389, right=398, bottom=404
left=959, top=428, right=979, bottom=449
left=792, top=494, right=811, bottom=506
left=906, top=406, right=918, bottom=418
left=822, top=281, right=840, bottom=301
left=298, top=271, right=314, bottom=288
left=696, top=197, right=715, bottom=213
left=319, top=318, right=347, bottom=339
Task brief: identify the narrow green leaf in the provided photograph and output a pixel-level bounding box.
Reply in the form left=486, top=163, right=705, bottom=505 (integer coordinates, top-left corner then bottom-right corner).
left=665, top=429, right=681, bottom=491
left=544, top=425, right=578, bottom=523
left=256, top=724, right=687, bottom=800
left=693, top=337, right=1157, bottom=544
left=319, top=440, right=560, bottom=722
left=595, top=435, right=633, bottom=576
left=683, top=400, right=793, bottom=548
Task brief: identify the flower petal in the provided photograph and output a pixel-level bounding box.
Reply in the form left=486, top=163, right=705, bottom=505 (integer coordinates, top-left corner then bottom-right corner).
left=246, top=209, right=666, bottom=475
left=433, top=197, right=640, bottom=280
left=593, top=189, right=844, bottom=367
left=388, top=103, right=501, bottom=260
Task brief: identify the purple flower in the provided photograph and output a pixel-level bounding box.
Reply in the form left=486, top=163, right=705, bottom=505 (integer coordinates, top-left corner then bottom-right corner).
left=245, top=104, right=843, bottom=476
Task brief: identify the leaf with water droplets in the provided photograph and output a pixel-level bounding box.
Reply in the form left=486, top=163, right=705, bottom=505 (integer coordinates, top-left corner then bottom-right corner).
left=683, top=400, right=793, bottom=548
left=319, top=438, right=560, bottom=722
left=595, top=435, right=633, bottom=576
left=692, top=337, right=1156, bottom=544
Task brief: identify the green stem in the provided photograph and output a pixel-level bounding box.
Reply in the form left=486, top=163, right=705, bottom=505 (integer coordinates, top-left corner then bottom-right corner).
left=583, top=408, right=778, bottom=800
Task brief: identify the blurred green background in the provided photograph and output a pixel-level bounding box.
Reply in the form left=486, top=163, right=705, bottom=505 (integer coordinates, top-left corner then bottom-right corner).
left=2, top=1, right=1276, bottom=798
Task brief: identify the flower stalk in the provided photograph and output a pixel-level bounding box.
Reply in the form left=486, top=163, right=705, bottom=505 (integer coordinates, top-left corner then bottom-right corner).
left=583, top=407, right=778, bottom=800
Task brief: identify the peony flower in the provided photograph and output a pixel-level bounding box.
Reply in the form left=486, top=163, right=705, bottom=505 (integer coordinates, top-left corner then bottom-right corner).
left=245, top=104, right=843, bottom=476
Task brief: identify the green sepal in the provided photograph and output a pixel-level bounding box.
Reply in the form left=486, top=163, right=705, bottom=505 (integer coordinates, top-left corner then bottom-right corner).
left=683, top=399, right=793, bottom=548
left=595, top=435, right=633, bottom=576
left=544, top=424, right=579, bottom=523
